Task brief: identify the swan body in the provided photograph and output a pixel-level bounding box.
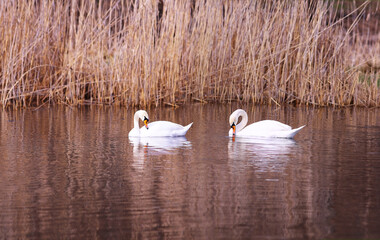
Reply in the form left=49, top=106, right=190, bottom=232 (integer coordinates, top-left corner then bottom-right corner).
left=128, top=110, right=193, bottom=137
left=229, top=109, right=305, bottom=139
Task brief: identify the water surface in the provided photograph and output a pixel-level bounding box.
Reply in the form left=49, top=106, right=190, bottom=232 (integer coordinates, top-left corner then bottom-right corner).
left=0, top=104, right=379, bottom=239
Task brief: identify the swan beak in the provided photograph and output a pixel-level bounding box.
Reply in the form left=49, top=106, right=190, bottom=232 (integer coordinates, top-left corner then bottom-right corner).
left=144, top=118, right=149, bottom=129
left=231, top=123, right=236, bottom=135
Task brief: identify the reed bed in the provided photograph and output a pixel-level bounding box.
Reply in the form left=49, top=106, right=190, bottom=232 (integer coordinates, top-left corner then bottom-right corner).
left=0, top=0, right=379, bottom=108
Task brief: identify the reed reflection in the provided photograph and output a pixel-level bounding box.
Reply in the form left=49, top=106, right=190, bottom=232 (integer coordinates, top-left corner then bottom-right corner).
left=225, top=136, right=322, bottom=239
left=1, top=106, right=379, bottom=239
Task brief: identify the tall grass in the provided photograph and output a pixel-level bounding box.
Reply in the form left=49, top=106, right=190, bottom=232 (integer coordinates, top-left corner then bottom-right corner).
left=0, top=0, right=379, bottom=107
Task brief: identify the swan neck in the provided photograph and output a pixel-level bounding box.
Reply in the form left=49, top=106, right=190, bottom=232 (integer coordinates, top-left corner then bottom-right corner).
left=236, top=110, right=248, bottom=133
left=133, top=112, right=140, bottom=131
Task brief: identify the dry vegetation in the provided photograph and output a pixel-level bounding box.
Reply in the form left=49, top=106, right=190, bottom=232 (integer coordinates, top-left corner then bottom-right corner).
left=0, top=0, right=379, bottom=108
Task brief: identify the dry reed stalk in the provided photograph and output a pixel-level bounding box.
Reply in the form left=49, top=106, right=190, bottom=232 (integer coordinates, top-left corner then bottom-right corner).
left=0, top=0, right=378, bottom=108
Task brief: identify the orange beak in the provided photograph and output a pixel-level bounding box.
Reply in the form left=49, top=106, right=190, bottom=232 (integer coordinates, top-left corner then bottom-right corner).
left=231, top=123, right=236, bottom=135
left=144, top=119, right=149, bottom=129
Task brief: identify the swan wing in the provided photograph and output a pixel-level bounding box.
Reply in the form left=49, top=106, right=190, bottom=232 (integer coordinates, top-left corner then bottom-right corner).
left=243, top=120, right=291, bottom=132
left=237, top=120, right=304, bottom=138
left=139, top=121, right=192, bottom=137
left=274, top=125, right=305, bottom=138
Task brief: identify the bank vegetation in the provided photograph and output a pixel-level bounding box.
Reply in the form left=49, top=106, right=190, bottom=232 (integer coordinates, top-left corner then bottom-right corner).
left=0, top=0, right=379, bottom=107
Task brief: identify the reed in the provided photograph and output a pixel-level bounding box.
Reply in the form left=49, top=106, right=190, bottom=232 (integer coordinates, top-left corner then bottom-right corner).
left=0, top=0, right=379, bottom=107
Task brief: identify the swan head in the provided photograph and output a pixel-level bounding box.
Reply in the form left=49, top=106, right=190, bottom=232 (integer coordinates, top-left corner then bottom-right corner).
left=135, top=110, right=149, bottom=129
left=229, top=109, right=248, bottom=136
left=143, top=116, right=149, bottom=129
left=230, top=122, right=236, bottom=135
left=229, top=114, right=237, bottom=135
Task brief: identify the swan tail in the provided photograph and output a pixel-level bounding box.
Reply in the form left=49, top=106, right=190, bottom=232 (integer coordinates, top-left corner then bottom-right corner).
left=286, top=125, right=305, bottom=138
left=183, top=122, right=193, bottom=133
left=171, top=122, right=193, bottom=136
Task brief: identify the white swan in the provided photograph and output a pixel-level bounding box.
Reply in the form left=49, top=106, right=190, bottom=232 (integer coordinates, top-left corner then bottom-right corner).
left=128, top=110, right=193, bottom=137
left=228, top=109, right=305, bottom=139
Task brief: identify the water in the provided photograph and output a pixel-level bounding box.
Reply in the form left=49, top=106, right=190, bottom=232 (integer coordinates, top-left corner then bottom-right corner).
left=0, top=104, right=379, bottom=239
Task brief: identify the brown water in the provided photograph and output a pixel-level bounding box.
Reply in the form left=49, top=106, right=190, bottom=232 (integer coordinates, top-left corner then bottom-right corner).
left=0, top=104, right=379, bottom=239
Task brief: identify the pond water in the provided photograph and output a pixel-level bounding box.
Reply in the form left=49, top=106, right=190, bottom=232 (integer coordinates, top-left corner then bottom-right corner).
left=0, top=104, right=379, bottom=239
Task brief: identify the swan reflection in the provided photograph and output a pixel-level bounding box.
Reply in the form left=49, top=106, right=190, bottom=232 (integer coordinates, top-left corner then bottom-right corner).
left=228, top=137, right=298, bottom=172
left=129, top=137, right=191, bottom=169
left=129, top=137, right=192, bottom=169
left=130, top=137, right=191, bottom=152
